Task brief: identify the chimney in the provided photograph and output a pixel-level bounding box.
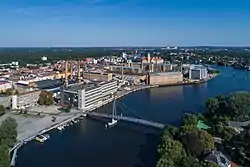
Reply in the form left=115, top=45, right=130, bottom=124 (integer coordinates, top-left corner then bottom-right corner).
left=65, top=61, right=68, bottom=87
left=163, top=63, right=166, bottom=72
left=77, top=60, right=81, bottom=83
left=70, top=61, right=73, bottom=80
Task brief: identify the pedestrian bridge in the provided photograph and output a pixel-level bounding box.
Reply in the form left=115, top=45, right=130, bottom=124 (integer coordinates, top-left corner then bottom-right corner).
left=86, top=112, right=165, bottom=129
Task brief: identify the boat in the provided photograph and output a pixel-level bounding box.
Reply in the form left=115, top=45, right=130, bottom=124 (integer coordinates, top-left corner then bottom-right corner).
left=57, top=125, right=64, bottom=131
left=106, top=95, right=118, bottom=128
left=35, top=134, right=50, bottom=143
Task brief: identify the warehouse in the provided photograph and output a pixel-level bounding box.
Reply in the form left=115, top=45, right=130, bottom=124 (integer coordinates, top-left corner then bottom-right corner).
left=147, top=72, right=183, bottom=85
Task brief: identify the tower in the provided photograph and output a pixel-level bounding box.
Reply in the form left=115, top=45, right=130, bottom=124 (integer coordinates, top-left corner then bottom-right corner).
left=65, top=61, right=68, bottom=87
left=70, top=61, right=73, bottom=80
left=77, top=60, right=81, bottom=83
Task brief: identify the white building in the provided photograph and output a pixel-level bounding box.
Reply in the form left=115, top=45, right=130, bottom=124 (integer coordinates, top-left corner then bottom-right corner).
left=189, top=66, right=208, bottom=80
left=12, top=90, right=41, bottom=109
left=77, top=80, right=118, bottom=110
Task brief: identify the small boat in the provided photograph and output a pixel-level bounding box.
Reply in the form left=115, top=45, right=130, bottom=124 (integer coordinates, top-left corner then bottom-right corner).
left=81, top=113, right=87, bottom=117
left=35, top=134, right=50, bottom=143
left=43, top=134, right=50, bottom=140
left=57, top=125, right=64, bottom=131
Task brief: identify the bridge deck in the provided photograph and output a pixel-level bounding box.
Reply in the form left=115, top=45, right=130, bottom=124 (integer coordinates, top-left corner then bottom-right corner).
left=86, top=112, right=165, bottom=129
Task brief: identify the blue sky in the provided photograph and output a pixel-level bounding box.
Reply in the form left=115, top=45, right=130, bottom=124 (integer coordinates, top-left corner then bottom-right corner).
left=0, top=0, right=250, bottom=47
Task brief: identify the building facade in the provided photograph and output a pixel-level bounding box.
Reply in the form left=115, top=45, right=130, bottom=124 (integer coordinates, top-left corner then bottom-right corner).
left=12, top=90, right=41, bottom=109
left=189, top=67, right=208, bottom=80
left=62, top=80, right=118, bottom=110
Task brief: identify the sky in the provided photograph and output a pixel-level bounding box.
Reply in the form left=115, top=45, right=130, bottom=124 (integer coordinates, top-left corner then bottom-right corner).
left=0, top=0, right=250, bottom=47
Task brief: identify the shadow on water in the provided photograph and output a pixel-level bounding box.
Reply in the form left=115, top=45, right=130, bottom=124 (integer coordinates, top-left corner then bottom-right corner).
left=135, top=133, right=161, bottom=167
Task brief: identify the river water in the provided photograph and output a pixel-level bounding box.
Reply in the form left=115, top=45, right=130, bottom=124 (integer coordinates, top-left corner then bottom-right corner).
left=16, top=66, right=250, bottom=167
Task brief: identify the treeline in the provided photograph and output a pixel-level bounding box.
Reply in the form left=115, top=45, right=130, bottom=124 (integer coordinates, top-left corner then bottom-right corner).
left=0, top=117, right=18, bottom=167
left=0, top=48, right=123, bottom=66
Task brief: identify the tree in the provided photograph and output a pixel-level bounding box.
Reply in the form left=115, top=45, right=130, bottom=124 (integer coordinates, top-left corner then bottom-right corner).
left=179, top=125, right=199, bottom=136
left=227, top=91, right=250, bottom=121
left=163, top=125, right=178, bottom=138
left=181, top=130, right=214, bottom=157
left=205, top=162, right=219, bottom=167
left=157, top=135, right=184, bottom=166
left=0, top=105, right=5, bottom=116
left=178, top=156, right=203, bottom=167
left=0, top=117, right=18, bottom=147
left=183, top=114, right=198, bottom=126
left=0, top=117, right=17, bottom=167
left=205, top=98, right=219, bottom=116
left=0, top=145, right=10, bottom=167
left=38, top=91, right=54, bottom=106
left=197, top=130, right=215, bottom=151
left=216, top=125, right=236, bottom=140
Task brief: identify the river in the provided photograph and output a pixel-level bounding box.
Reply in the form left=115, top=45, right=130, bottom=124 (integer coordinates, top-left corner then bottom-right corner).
left=16, top=66, right=250, bottom=167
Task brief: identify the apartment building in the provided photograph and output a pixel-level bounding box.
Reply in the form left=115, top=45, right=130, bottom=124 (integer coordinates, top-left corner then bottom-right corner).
left=12, top=90, right=41, bottom=109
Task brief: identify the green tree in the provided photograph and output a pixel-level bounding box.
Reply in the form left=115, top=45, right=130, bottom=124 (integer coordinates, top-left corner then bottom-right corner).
left=181, top=130, right=214, bottom=157
left=163, top=125, right=178, bottom=138
left=0, top=105, right=5, bottom=116
left=227, top=91, right=250, bottom=121
left=197, top=130, right=215, bottom=151
left=38, top=91, right=54, bottom=106
left=216, top=125, right=236, bottom=140
left=183, top=114, right=198, bottom=126
left=158, top=135, right=184, bottom=166
left=178, top=156, right=203, bottom=167
left=0, top=145, right=10, bottom=167
left=205, top=162, right=219, bottom=167
left=156, top=155, right=175, bottom=167
left=179, top=125, right=199, bottom=136
left=205, top=98, right=219, bottom=115
left=0, top=117, right=18, bottom=147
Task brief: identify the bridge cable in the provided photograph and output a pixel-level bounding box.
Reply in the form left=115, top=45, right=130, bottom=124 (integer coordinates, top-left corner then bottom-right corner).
left=117, top=101, right=152, bottom=121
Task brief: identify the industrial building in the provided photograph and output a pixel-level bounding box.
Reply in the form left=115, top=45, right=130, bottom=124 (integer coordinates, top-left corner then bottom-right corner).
left=140, top=72, right=183, bottom=85
left=189, top=66, right=208, bottom=80
left=82, top=72, right=113, bottom=82
left=61, top=80, right=118, bottom=110
left=12, top=90, right=41, bottom=109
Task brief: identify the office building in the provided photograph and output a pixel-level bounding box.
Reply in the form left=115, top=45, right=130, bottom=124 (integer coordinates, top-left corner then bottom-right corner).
left=61, top=80, right=118, bottom=110
left=189, top=66, right=208, bottom=80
